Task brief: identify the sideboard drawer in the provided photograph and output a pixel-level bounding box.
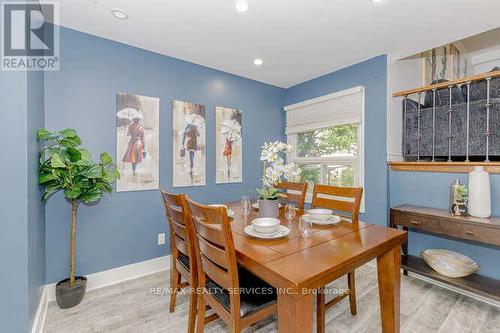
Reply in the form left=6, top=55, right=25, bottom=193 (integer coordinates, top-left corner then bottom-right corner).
left=393, top=211, right=442, bottom=234
left=441, top=221, right=500, bottom=247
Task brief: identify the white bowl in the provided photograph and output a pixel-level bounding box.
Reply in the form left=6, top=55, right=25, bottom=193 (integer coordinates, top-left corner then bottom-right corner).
left=307, top=209, right=333, bottom=221
left=421, top=249, right=479, bottom=278
left=251, top=218, right=280, bottom=234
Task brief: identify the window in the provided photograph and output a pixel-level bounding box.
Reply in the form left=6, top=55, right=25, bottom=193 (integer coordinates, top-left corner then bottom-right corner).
left=285, top=86, right=364, bottom=210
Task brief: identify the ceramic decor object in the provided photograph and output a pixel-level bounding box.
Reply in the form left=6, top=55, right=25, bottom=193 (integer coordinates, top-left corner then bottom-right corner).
left=258, top=199, right=280, bottom=218
left=468, top=166, right=491, bottom=218
left=421, top=249, right=479, bottom=278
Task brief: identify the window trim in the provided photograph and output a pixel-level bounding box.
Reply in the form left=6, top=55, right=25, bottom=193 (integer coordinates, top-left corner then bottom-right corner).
left=285, top=86, right=365, bottom=213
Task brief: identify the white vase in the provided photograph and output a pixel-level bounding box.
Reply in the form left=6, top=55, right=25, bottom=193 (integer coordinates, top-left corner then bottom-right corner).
left=468, top=166, right=491, bottom=218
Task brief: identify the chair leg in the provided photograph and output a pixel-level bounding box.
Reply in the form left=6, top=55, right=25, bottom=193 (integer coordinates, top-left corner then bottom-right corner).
left=169, top=268, right=181, bottom=313
left=348, top=271, right=357, bottom=316
left=187, top=287, right=197, bottom=333
left=230, top=321, right=241, bottom=333
left=316, top=287, right=326, bottom=333
left=196, top=294, right=206, bottom=333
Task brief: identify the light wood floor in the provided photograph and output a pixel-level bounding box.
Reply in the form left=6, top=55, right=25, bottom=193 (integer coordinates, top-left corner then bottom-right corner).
left=44, top=263, right=500, bottom=332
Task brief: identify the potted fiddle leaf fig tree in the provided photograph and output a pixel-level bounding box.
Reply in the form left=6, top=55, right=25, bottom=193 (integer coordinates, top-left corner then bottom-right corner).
left=37, top=128, right=120, bottom=309
left=257, top=141, right=300, bottom=218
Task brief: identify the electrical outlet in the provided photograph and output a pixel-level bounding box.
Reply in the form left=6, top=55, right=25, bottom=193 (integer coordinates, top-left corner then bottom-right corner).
left=158, top=233, right=166, bottom=245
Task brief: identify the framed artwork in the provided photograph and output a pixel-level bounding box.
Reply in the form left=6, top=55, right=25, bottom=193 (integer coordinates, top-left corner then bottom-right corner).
left=421, top=44, right=468, bottom=85
left=172, top=100, right=206, bottom=187
left=215, top=106, right=242, bottom=184
left=116, top=92, right=159, bottom=192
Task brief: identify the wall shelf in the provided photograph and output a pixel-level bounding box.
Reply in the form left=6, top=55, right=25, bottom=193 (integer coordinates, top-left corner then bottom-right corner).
left=402, top=255, right=500, bottom=303
left=391, top=206, right=500, bottom=304
left=388, top=161, right=500, bottom=174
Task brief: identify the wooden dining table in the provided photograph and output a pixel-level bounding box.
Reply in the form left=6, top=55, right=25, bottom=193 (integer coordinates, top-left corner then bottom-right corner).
left=224, top=202, right=407, bottom=333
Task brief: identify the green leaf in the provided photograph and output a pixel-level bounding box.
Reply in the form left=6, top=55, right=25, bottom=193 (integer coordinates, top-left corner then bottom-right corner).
left=80, top=164, right=102, bottom=178
left=74, top=178, right=91, bottom=189
left=46, top=147, right=61, bottom=159
left=64, top=186, right=82, bottom=199
left=37, top=129, right=54, bottom=141
left=60, top=136, right=82, bottom=148
left=81, top=188, right=102, bottom=204
left=39, top=173, right=58, bottom=184
left=66, top=147, right=82, bottom=162
left=39, top=152, right=46, bottom=164
left=100, top=152, right=113, bottom=165
left=96, top=181, right=112, bottom=193
left=42, top=186, right=60, bottom=201
left=58, top=128, right=77, bottom=137
left=102, top=169, right=119, bottom=183
left=79, top=149, right=92, bottom=161
left=50, top=154, right=66, bottom=168
left=74, top=159, right=93, bottom=167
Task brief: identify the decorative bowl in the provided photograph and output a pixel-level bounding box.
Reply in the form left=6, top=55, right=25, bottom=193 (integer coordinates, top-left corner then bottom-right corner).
left=251, top=218, right=280, bottom=234
left=307, top=208, right=333, bottom=221
left=421, top=249, right=479, bottom=278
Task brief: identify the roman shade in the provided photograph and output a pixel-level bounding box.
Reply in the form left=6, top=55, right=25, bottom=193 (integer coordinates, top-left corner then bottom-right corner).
left=284, top=86, right=364, bottom=134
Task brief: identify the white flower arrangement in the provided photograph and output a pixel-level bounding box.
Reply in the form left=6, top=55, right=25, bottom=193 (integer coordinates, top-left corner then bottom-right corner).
left=257, top=141, right=300, bottom=200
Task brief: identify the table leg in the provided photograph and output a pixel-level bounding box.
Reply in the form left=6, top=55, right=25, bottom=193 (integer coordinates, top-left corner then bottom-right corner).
left=278, top=292, right=314, bottom=333
left=401, top=226, right=408, bottom=276
left=377, top=246, right=401, bottom=333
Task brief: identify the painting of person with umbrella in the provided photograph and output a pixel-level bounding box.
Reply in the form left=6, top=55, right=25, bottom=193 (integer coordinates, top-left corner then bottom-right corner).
left=119, top=109, right=145, bottom=175
left=216, top=107, right=242, bottom=184
left=116, top=92, right=159, bottom=192
left=172, top=100, right=206, bottom=187
left=182, top=112, right=204, bottom=180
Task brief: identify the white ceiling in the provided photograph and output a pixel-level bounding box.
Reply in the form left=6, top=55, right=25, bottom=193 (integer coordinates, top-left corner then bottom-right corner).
left=44, top=0, right=500, bottom=88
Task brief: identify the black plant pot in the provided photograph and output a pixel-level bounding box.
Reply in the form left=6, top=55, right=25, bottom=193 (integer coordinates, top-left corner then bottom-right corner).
left=56, top=276, right=87, bottom=309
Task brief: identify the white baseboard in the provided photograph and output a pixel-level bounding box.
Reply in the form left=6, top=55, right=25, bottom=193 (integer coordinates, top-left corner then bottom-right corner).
left=46, top=255, right=171, bottom=303
left=31, top=286, right=48, bottom=333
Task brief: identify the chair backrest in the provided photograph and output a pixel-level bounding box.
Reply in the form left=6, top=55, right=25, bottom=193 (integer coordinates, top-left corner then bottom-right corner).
left=276, top=181, right=308, bottom=211
left=186, top=198, right=241, bottom=313
left=311, top=184, right=363, bottom=225
left=160, top=189, right=196, bottom=268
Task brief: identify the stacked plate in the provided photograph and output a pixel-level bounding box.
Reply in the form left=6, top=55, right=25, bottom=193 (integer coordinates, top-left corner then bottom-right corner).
left=302, top=209, right=341, bottom=225
left=244, top=218, right=290, bottom=239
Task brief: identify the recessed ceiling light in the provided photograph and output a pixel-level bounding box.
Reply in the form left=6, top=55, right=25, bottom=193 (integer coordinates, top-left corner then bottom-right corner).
left=254, top=58, right=263, bottom=66
left=371, top=0, right=384, bottom=3
left=111, top=8, right=128, bottom=20
left=235, top=0, right=249, bottom=13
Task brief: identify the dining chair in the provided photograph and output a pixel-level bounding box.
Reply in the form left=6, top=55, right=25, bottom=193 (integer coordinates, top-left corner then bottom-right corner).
left=160, top=189, right=199, bottom=333
left=186, top=198, right=277, bottom=333
left=311, top=184, right=363, bottom=333
left=276, top=181, right=308, bottom=211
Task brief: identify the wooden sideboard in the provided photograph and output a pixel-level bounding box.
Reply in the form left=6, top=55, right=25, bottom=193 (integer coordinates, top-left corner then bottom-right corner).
left=390, top=205, right=500, bottom=302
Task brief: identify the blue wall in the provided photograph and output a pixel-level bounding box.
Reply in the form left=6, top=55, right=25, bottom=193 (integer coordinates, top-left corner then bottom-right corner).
left=0, top=66, right=30, bottom=333
left=0, top=34, right=45, bottom=333
left=44, top=27, right=285, bottom=283
left=27, top=69, right=46, bottom=329
left=390, top=171, right=500, bottom=279
left=284, top=55, right=388, bottom=225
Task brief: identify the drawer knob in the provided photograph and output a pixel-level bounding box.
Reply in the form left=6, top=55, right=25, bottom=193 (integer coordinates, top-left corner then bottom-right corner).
left=410, top=220, right=420, bottom=225
left=465, top=230, right=475, bottom=236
